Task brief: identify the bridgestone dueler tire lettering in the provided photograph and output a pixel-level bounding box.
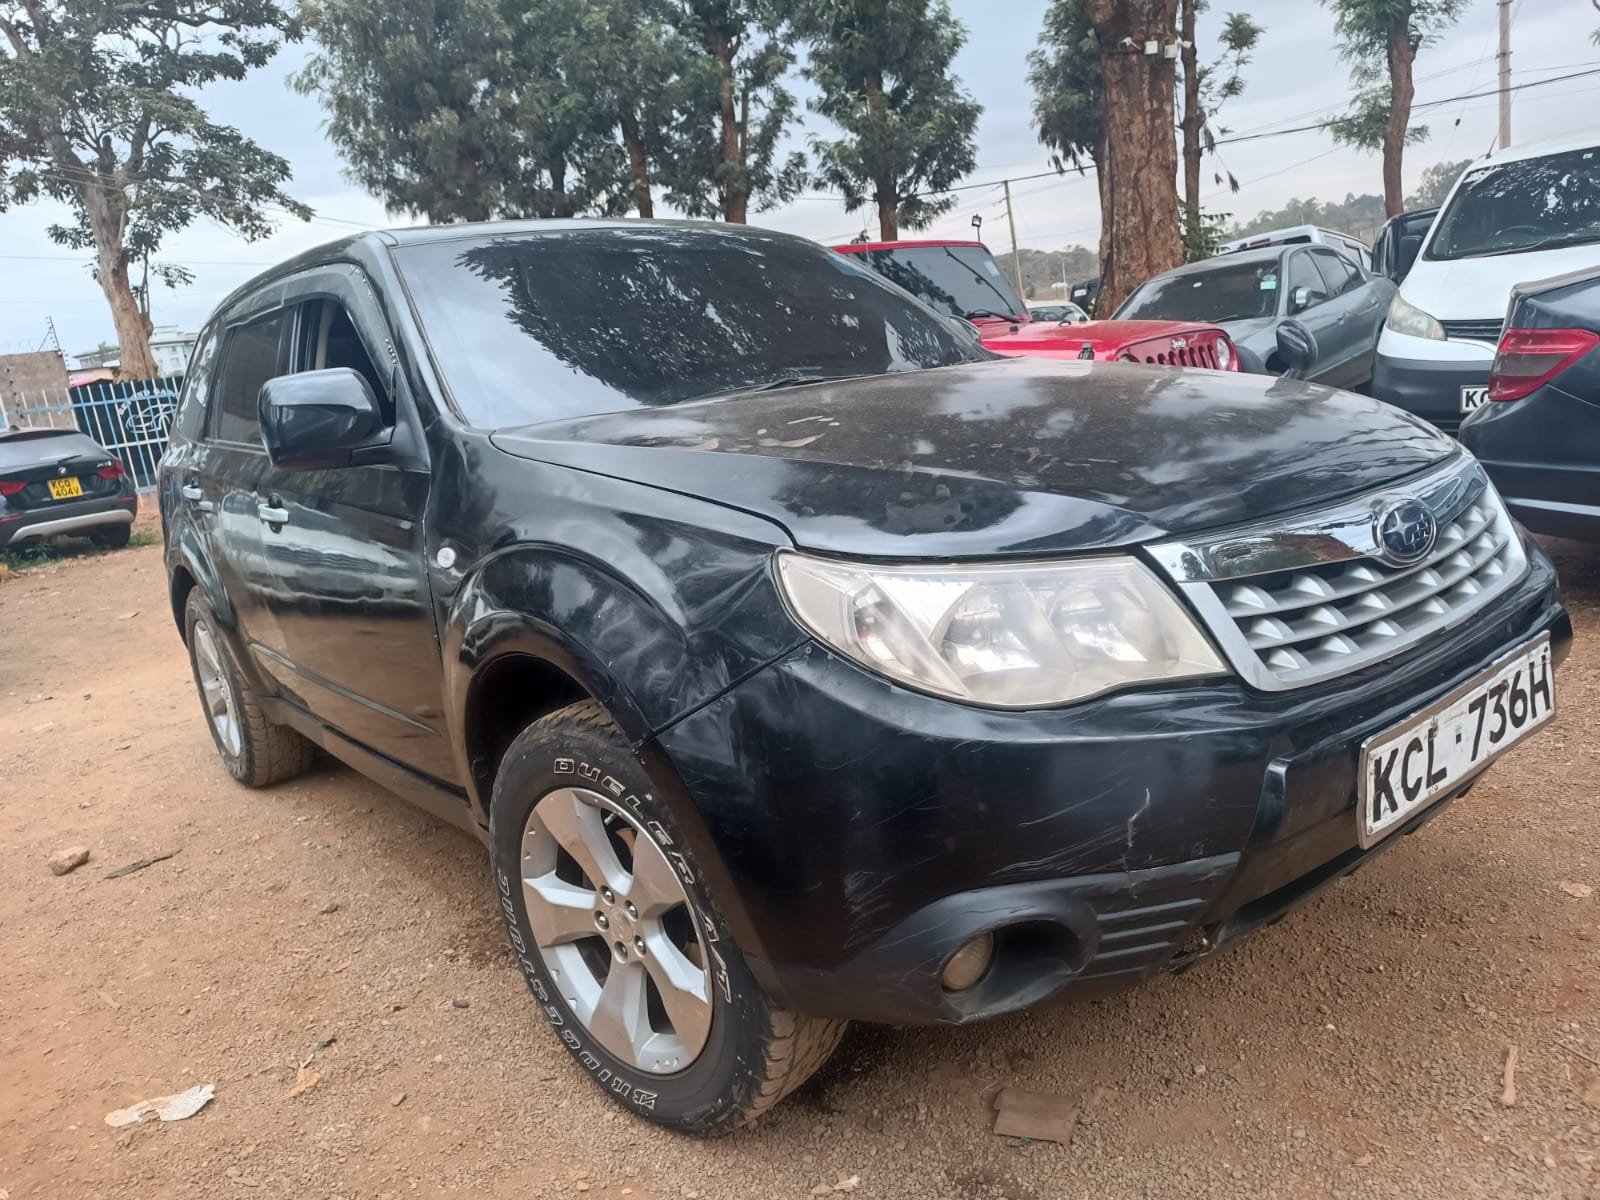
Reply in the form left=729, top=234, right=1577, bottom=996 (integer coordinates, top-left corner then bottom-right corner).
left=489, top=699, right=847, bottom=1134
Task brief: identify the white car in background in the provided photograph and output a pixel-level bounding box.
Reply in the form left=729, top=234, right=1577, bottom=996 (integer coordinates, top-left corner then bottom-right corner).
left=1372, top=134, right=1600, bottom=432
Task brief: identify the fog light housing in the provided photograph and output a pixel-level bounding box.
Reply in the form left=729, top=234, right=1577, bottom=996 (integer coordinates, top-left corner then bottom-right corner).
left=941, top=932, right=995, bottom=992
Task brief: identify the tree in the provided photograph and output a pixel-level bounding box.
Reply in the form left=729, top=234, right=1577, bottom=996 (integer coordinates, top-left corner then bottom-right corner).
left=1406, top=155, right=1471, bottom=208
left=1028, top=2, right=1106, bottom=273
left=0, top=1, right=309, bottom=379
left=665, top=1, right=806, bottom=223
left=298, top=0, right=636, bottom=224
left=1178, top=4, right=1262, bottom=255
left=1082, top=0, right=1185, bottom=313
left=793, top=0, right=980, bottom=241
left=1318, top=0, right=1468, bottom=218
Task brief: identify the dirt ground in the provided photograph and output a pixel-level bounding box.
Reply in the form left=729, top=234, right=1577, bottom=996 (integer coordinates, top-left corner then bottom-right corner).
left=2, top=529, right=1598, bottom=1200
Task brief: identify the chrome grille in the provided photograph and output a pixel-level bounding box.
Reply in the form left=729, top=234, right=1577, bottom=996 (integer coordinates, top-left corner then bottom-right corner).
left=1148, top=458, right=1528, bottom=690
left=1441, top=318, right=1504, bottom=343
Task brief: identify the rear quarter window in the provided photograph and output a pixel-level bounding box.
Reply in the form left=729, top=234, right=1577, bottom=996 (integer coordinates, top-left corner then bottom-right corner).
left=174, top=325, right=220, bottom=440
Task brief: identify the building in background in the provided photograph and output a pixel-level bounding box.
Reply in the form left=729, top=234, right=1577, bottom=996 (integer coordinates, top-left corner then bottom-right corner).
left=0, top=350, right=73, bottom=429
left=71, top=325, right=197, bottom=378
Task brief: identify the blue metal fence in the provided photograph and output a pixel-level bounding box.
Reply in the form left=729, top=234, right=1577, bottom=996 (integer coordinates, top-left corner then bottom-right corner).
left=1, top=376, right=182, bottom=491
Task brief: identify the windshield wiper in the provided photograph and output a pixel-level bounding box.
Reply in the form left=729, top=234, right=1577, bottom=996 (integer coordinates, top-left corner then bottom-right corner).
left=1479, top=231, right=1600, bottom=257
left=942, top=248, right=1024, bottom=318
left=963, top=308, right=1022, bottom=322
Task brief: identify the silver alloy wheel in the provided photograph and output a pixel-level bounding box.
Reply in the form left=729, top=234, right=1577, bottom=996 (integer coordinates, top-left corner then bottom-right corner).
left=520, top=787, right=713, bottom=1074
left=192, top=621, right=242, bottom=758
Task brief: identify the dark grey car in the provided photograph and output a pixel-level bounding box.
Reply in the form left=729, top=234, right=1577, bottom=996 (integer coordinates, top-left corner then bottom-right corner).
left=0, top=427, right=138, bottom=549
left=1116, top=246, right=1396, bottom=390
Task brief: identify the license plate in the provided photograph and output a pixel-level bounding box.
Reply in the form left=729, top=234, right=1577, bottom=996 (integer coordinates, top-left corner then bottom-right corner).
left=47, top=477, right=83, bottom=500
left=1359, top=635, right=1554, bottom=847
left=1461, top=386, right=1489, bottom=413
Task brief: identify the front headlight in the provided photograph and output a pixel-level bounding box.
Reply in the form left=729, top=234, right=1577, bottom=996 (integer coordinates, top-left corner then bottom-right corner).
left=1385, top=294, right=1446, bottom=341
left=1216, top=338, right=1234, bottom=370
left=775, top=551, right=1227, bottom=708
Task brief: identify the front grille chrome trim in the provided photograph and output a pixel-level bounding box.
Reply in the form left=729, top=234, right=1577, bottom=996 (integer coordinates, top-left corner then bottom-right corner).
left=1149, top=456, right=1529, bottom=691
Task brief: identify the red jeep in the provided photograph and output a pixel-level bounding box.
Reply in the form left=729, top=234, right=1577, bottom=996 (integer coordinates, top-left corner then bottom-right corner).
left=831, top=239, right=1240, bottom=371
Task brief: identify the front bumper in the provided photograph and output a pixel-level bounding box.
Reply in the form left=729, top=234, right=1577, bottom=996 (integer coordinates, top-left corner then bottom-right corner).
left=1371, top=349, right=1492, bottom=434
left=653, top=542, right=1568, bottom=1026
left=0, top=491, right=137, bottom=548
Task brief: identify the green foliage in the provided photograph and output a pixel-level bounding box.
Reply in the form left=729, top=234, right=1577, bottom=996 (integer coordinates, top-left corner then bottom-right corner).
left=663, top=0, right=806, bottom=220
left=297, top=0, right=640, bottom=221
left=0, top=1, right=309, bottom=371
left=1027, top=0, right=1102, bottom=175
left=794, top=0, right=980, bottom=234
left=1226, top=192, right=1388, bottom=241
left=1182, top=208, right=1232, bottom=261
left=1318, top=0, right=1468, bottom=151
left=1406, top=155, right=1472, bottom=207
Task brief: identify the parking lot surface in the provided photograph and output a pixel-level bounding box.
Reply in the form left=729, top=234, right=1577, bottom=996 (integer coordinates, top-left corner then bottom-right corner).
left=3, top=538, right=1598, bottom=1199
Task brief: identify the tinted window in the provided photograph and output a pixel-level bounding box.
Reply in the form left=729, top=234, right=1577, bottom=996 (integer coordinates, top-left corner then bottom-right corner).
left=1286, top=253, right=1329, bottom=308
left=295, top=299, right=390, bottom=421
left=849, top=245, right=1026, bottom=321
left=1311, top=248, right=1361, bottom=296
left=211, top=311, right=286, bottom=445
left=394, top=229, right=984, bottom=427
left=1428, top=145, right=1600, bottom=260
left=1117, top=260, right=1280, bottom=322
left=175, top=324, right=220, bottom=439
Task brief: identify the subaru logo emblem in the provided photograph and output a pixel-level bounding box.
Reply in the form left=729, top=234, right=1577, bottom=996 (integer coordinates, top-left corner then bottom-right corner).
left=1374, top=497, right=1437, bottom=565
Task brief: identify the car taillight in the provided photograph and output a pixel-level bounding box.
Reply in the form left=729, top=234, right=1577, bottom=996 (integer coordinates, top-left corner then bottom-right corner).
left=0, top=480, right=24, bottom=496
left=97, top=460, right=125, bottom=480
left=1487, top=327, right=1600, bottom=402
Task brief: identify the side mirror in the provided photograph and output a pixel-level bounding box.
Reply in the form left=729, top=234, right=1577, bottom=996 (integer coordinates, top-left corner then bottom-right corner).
left=1290, top=285, right=1314, bottom=313
left=1275, top=319, right=1318, bottom=378
left=259, top=368, right=383, bottom=471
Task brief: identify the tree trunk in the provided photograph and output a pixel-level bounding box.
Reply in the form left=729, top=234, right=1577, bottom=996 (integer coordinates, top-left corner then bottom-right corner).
left=1179, top=0, right=1202, bottom=252
left=1085, top=0, right=1185, bottom=314
left=1382, top=18, right=1416, bottom=218
left=709, top=34, right=747, bottom=223
left=82, top=186, right=157, bottom=380
left=619, top=111, right=654, bottom=218
left=865, top=73, right=897, bottom=240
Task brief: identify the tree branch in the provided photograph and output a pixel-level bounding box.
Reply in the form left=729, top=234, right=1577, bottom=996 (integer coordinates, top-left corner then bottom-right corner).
left=0, top=14, right=30, bottom=58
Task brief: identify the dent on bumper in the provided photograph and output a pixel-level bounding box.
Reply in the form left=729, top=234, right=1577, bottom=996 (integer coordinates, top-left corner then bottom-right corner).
left=653, top=546, right=1569, bottom=1026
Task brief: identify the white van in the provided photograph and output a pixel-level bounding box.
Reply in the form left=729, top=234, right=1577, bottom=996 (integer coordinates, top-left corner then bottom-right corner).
left=1372, top=134, right=1600, bottom=431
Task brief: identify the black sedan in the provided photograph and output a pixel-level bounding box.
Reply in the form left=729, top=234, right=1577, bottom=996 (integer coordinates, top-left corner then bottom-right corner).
left=1115, top=244, right=1395, bottom=390
left=1461, top=265, right=1600, bottom=539
left=0, top=426, right=138, bottom=549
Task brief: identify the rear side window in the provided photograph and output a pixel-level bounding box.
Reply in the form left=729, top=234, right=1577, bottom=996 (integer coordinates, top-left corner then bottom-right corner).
left=1311, top=249, right=1361, bottom=296
left=211, top=311, right=286, bottom=445
left=175, top=325, right=220, bottom=439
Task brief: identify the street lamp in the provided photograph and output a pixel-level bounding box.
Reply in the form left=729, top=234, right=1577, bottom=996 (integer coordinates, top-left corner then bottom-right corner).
left=971, top=214, right=983, bottom=236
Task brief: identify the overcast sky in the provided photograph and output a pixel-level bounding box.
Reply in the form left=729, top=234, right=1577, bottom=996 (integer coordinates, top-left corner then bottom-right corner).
left=0, top=0, right=1590, bottom=358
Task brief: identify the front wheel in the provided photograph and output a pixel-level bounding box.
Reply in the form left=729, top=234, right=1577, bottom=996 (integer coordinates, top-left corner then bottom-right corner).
left=489, top=700, right=846, bottom=1134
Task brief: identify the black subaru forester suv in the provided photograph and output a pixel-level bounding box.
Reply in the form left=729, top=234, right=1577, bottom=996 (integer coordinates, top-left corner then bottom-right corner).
left=160, top=221, right=1569, bottom=1133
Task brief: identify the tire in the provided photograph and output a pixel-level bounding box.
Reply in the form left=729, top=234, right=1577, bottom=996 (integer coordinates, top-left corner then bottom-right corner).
left=489, top=699, right=846, bottom=1134
left=183, top=591, right=316, bottom=787
left=91, top=524, right=132, bottom=549
left=1233, top=343, right=1268, bottom=375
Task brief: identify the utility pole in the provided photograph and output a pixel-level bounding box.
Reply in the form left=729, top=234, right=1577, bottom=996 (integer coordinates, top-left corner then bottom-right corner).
left=1002, top=180, right=1025, bottom=301
left=1497, top=0, right=1512, bottom=150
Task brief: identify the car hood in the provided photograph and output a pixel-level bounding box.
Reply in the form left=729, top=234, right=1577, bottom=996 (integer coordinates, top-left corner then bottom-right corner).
left=490, top=357, right=1457, bottom=558
left=1402, top=243, right=1600, bottom=320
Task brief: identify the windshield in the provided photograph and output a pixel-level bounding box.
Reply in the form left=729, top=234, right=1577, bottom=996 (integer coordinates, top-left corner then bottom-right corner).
left=1116, top=259, right=1281, bottom=323
left=394, top=228, right=985, bottom=427
left=848, top=245, right=1026, bottom=321
left=1427, top=145, right=1600, bottom=260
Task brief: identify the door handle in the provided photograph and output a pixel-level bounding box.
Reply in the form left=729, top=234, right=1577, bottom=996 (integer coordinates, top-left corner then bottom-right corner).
left=180, top=482, right=214, bottom=513
left=257, top=501, right=290, bottom=527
